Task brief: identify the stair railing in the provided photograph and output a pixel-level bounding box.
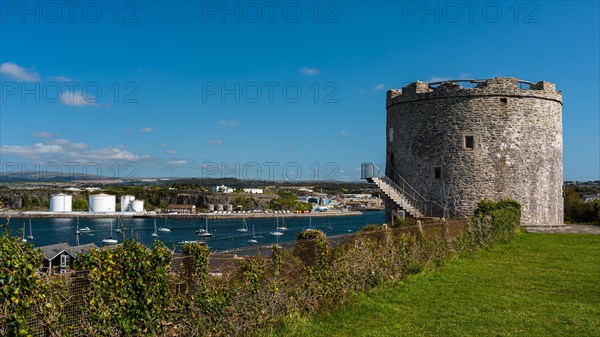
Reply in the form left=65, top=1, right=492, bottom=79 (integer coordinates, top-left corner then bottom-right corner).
left=361, top=162, right=445, bottom=218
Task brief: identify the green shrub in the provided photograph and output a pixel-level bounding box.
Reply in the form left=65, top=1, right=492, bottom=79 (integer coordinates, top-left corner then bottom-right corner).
left=295, top=229, right=329, bottom=268
left=74, top=240, right=172, bottom=336
left=0, top=222, right=45, bottom=336
left=390, top=216, right=417, bottom=228
left=360, top=224, right=384, bottom=232
left=564, top=187, right=600, bottom=224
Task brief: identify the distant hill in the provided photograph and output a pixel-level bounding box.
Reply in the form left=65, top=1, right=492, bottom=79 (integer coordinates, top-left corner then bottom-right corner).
left=0, top=170, right=111, bottom=182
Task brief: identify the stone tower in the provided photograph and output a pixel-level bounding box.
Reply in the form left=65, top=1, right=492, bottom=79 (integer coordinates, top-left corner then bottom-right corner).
left=385, top=77, right=563, bottom=226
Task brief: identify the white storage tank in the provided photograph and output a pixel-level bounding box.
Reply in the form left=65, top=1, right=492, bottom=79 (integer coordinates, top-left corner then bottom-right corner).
left=49, top=194, right=72, bottom=212
left=121, top=195, right=136, bottom=212
left=89, top=193, right=116, bottom=213
left=130, top=200, right=144, bottom=212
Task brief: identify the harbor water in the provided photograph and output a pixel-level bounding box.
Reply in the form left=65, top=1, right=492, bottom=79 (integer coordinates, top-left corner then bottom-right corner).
left=6, top=212, right=385, bottom=252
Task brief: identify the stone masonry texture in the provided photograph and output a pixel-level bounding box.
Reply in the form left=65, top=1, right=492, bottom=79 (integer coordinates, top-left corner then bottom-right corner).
left=385, top=77, right=563, bottom=226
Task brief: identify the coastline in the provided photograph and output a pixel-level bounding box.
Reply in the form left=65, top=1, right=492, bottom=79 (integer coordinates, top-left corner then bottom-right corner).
left=0, top=209, right=366, bottom=219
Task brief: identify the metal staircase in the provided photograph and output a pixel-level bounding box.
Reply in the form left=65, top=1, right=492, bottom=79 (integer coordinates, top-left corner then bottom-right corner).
left=361, top=162, right=443, bottom=218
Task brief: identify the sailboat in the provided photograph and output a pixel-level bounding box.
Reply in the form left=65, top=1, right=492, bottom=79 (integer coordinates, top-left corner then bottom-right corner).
left=152, top=219, right=159, bottom=237
left=76, top=224, right=80, bottom=246
left=196, top=217, right=213, bottom=237
left=270, top=217, right=284, bottom=236
left=21, top=222, right=27, bottom=242
left=237, top=217, right=249, bottom=233
left=26, top=218, right=34, bottom=240
left=279, top=215, right=288, bottom=230
left=303, top=216, right=314, bottom=231
left=248, top=224, right=258, bottom=244
left=77, top=218, right=91, bottom=233
left=158, top=217, right=171, bottom=233
left=115, top=217, right=122, bottom=233
left=326, top=219, right=333, bottom=231
left=102, top=220, right=118, bottom=245
left=179, top=240, right=207, bottom=245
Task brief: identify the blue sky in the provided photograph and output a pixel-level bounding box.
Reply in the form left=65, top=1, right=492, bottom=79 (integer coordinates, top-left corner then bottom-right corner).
left=0, top=1, right=598, bottom=181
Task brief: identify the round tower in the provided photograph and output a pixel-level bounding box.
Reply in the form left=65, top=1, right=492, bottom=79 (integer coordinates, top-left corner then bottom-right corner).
left=385, top=77, right=563, bottom=226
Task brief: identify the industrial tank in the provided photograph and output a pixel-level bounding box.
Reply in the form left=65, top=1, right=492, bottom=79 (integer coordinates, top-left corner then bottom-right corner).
left=49, top=194, right=72, bottom=212
left=89, top=194, right=116, bottom=213
left=130, top=200, right=144, bottom=212
left=120, top=195, right=135, bottom=212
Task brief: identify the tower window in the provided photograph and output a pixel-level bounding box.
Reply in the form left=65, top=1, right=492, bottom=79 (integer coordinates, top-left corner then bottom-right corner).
left=434, top=167, right=441, bottom=179
left=500, top=97, right=508, bottom=103
left=464, top=135, right=474, bottom=149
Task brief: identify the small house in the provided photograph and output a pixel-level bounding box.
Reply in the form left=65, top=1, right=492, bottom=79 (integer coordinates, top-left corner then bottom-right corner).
left=165, top=204, right=197, bottom=214
left=38, top=243, right=98, bottom=274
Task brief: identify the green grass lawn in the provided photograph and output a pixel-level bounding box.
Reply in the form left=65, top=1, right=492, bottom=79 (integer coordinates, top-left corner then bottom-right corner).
left=273, top=233, right=600, bottom=337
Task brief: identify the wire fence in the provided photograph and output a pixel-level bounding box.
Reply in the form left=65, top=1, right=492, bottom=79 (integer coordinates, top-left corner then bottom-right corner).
left=22, top=219, right=468, bottom=336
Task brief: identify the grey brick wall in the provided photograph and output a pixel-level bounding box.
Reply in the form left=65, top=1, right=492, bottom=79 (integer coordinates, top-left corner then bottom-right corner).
left=385, top=77, right=563, bottom=226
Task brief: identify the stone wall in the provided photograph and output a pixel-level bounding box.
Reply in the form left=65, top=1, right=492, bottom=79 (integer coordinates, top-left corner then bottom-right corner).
left=386, top=77, right=563, bottom=226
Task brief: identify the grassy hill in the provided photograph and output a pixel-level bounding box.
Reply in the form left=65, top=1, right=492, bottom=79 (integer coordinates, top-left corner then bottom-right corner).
left=273, top=233, right=600, bottom=336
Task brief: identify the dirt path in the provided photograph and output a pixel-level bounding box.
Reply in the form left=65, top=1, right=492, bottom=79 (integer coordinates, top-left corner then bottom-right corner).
left=524, top=224, right=599, bottom=234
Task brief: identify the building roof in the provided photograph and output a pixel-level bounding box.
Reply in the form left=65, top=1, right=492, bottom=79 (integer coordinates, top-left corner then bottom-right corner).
left=38, top=242, right=99, bottom=260
left=70, top=243, right=98, bottom=257
left=38, top=243, right=72, bottom=260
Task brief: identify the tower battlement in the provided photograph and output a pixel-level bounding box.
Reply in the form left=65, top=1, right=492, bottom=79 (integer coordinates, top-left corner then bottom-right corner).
left=387, top=77, right=562, bottom=107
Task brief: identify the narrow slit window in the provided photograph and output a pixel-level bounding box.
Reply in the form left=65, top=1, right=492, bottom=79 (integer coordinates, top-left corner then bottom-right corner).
left=464, top=135, right=474, bottom=149
left=434, top=167, right=441, bottom=179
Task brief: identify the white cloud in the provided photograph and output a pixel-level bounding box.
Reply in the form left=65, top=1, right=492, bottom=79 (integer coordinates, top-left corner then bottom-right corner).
left=49, top=139, right=71, bottom=145
left=80, top=146, right=142, bottom=161
left=166, top=160, right=188, bottom=166
left=209, top=139, right=223, bottom=145
left=428, top=73, right=471, bottom=83
left=1, top=143, right=63, bottom=156
left=299, top=67, right=320, bottom=76
left=218, top=119, right=238, bottom=127
left=166, top=150, right=176, bottom=155
left=46, top=140, right=87, bottom=150
left=0, top=62, right=40, bottom=82
left=140, top=127, right=153, bottom=133
left=374, top=84, right=385, bottom=91
left=1, top=139, right=147, bottom=162
left=33, top=131, right=58, bottom=138
left=70, top=143, right=88, bottom=150
left=60, top=91, right=97, bottom=107
left=428, top=76, right=452, bottom=83
left=52, top=75, right=74, bottom=82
